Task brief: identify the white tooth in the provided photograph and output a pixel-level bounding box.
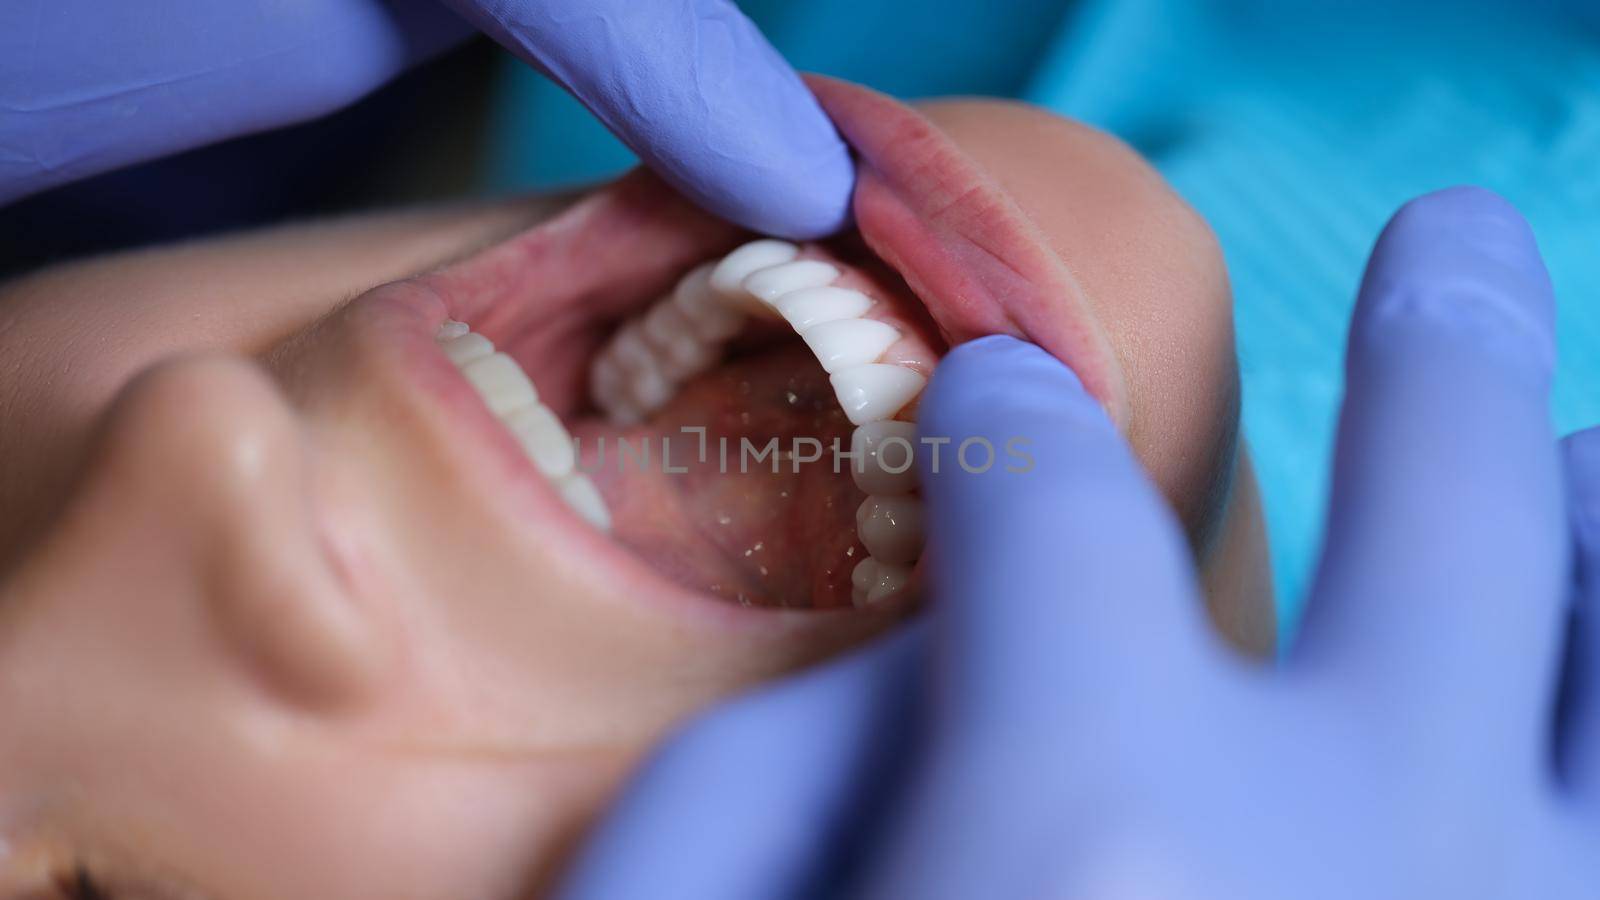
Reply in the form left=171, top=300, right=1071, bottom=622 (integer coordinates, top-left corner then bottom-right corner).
left=851, top=557, right=881, bottom=606
left=591, top=352, right=623, bottom=402
left=643, top=298, right=695, bottom=348
left=802, top=318, right=900, bottom=374
left=687, top=305, right=745, bottom=343
left=608, top=323, right=657, bottom=375
left=773, top=286, right=872, bottom=331
left=865, top=560, right=913, bottom=604
left=672, top=263, right=745, bottom=342
left=441, top=331, right=495, bottom=367
left=642, top=301, right=717, bottom=381
left=630, top=363, right=675, bottom=412
left=556, top=473, right=611, bottom=532
left=436, top=319, right=470, bottom=341
left=665, top=339, right=716, bottom=381
left=856, top=495, right=925, bottom=565
left=742, top=260, right=839, bottom=304
left=830, top=364, right=927, bottom=426
left=851, top=421, right=920, bottom=495
left=462, top=353, right=538, bottom=416
left=710, top=240, right=799, bottom=297
left=590, top=354, right=641, bottom=425
left=657, top=337, right=716, bottom=383
left=506, top=404, right=576, bottom=480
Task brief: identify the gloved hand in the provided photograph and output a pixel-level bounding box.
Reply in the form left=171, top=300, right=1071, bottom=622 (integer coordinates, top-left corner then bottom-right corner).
left=0, top=0, right=851, bottom=239
left=554, top=187, right=1599, bottom=898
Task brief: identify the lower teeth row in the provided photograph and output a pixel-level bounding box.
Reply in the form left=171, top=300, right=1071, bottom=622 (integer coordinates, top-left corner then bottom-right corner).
left=434, top=320, right=612, bottom=532
left=589, top=239, right=930, bottom=607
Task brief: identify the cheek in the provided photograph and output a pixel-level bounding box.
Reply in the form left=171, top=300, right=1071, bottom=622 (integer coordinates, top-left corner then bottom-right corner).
left=1003, top=166, right=1240, bottom=540
left=1090, top=227, right=1239, bottom=545
left=176, top=754, right=578, bottom=899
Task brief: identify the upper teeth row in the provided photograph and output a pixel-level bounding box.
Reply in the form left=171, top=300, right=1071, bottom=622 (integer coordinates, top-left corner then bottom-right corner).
left=435, top=321, right=611, bottom=532
left=588, top=240, right=929, bottom=606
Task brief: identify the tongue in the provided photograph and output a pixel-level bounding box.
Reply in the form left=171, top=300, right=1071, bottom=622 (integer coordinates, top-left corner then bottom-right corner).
left=574, top=343, right=865, bottom=609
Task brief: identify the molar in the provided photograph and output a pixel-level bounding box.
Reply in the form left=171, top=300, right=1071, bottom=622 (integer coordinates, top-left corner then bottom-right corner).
left=856, top=494, right=925, bottom=565
left=590, top=355, right=642, bottom=426
left=851, top=556, right=880, bottom=605
left=642, top=298, right=695, bottom=349
left=867, top=561, right=913, bottom=603
left=672, top=263, right=745, bottom=342
left=628, top=362, right=676, bottom=413
left=851, top=420, right=919, bottom=495
left=599, top=319, right=680, bottom=416
left=607, top=322, right=657, bottom=375
left=642, top=300, right=717, bottom=381
left=851, top=557, right=913, bottom=606
left=655, top=335, right=717, bottom=383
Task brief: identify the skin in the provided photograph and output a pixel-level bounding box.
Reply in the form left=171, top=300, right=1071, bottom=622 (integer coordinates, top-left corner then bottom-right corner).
left=0, top=99, right=1270, bottom=899
left=915, top=101, right=1270, bottom=644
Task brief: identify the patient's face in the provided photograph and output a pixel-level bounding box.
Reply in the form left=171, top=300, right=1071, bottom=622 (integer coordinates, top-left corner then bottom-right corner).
left=0, top=86, right=1259, bottom=898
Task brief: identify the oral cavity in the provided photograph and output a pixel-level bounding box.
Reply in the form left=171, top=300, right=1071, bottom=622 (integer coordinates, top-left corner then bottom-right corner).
left=588, top=239, right=933, bottom=607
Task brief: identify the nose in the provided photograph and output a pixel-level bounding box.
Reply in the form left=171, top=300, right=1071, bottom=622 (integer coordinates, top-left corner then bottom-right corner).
left=83, top=354, right=395, bottom=710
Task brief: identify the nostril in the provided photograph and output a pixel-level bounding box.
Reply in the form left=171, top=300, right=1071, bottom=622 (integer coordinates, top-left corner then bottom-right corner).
left=93, top=354, right=394, bottom=710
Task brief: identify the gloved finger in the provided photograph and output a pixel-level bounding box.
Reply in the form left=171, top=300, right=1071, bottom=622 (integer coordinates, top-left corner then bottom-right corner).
left=1297, top=188, right=1566, bottom=754
left=0, top=0, right=471, bottom=205
left=847, top=337, right=1219, bottom=899
left=555, top=626, right=922, bottom=900
left=447, top=0, right=853, bottom=240
left=1557, top=427, right=1600, bottom=807
left=914, top=336, right=1216, bottom=738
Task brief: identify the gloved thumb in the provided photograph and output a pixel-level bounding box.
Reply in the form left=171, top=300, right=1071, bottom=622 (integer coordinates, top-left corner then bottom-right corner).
left=446, top=0, right=853, bottom=239
left=916, top=336, right=1210, bottom=726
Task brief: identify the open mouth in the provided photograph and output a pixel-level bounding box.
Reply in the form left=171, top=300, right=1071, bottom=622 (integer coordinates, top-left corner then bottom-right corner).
left=397, top=78, right=1124, bottom=614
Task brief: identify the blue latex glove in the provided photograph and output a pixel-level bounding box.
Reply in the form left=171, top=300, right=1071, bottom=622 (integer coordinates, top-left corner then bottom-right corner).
left=555, top=187, right=1598, bottom=897
left=0, top=0, right=851, bottom=239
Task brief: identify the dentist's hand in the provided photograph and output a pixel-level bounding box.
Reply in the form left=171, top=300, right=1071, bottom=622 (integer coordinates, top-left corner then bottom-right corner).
left=0, top=0, right=851, bottom=238
left=555, top=187, right=1598, bottom=898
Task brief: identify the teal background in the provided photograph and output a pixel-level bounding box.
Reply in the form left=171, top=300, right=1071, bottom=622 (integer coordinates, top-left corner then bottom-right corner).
left=486, top=1, right=1600, bottom=644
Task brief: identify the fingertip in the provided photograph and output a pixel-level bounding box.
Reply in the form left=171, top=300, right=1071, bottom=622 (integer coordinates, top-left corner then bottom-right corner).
left=1370, top=186, right=1548, bottom=295
left=1356, top=186, right=1554, bottom=379
left=915, top=336, right=1138, bottom=561
left=920, top=336, right=1104, bottom=441
left=550, top=0, right=856, bottom=239
left=941, top=334, right=1067, bottom=373
left=711, top=144, right=855, bottom=239
left=1387, top=185, right=1527, bottom=233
